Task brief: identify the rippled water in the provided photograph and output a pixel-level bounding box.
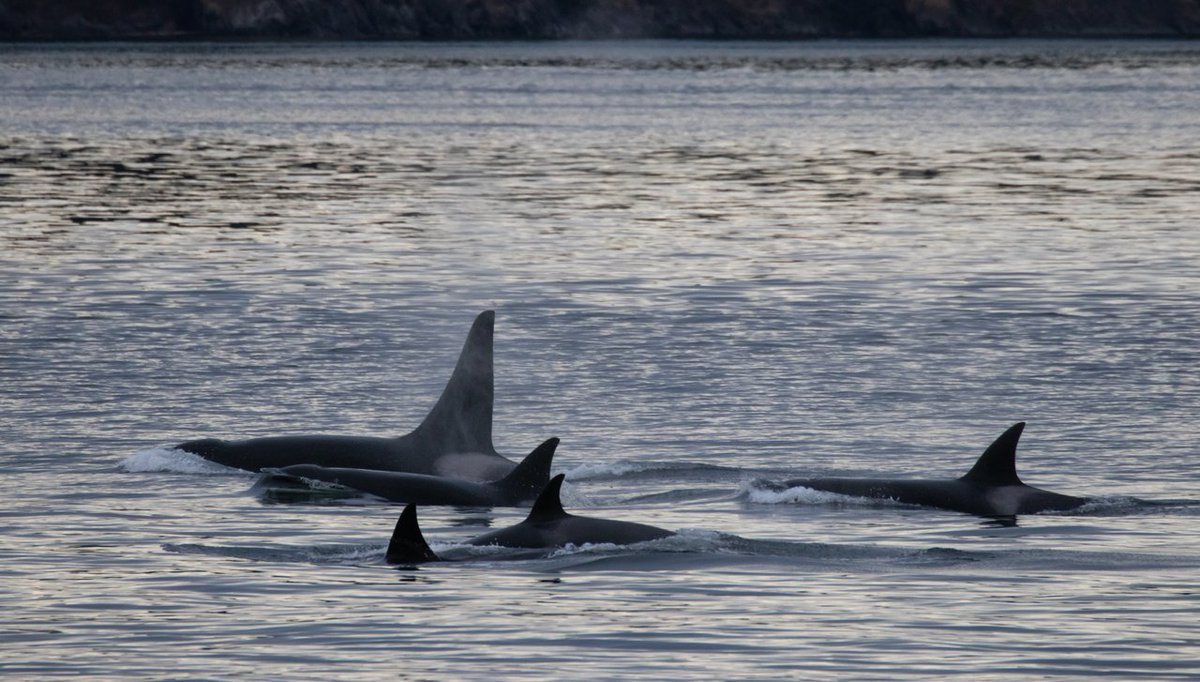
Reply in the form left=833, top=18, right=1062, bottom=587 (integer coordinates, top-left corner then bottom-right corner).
left=2, top=41, right=1199, bottom=679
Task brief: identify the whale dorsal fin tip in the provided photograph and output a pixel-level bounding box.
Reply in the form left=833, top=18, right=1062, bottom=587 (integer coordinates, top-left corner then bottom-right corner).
left=960, top=422, right=1026, bottom=487
left=495, top=438, right=558, bottom=501
left=526, top=474, right=568, bottom=522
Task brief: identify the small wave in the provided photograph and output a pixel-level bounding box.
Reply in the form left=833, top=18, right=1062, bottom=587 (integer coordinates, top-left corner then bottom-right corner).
left=119, top=445, right=247, bottom=475
left=1069, top=495, right=1199, bottom=517
left=163, top=542, right=380, bottom=564
left=407, top=530, right=729, bottom=564
left=1073, top=495, right=1145, bottom=515
left=899, top=546, right=989, bottom=565
left=432, top=543, right=558, bottom=563
left=545, top=541, right=626, bottom=558
left=537, top=529, right=722, bottom=559
left=564, top=459, right=740, bottom=481
left=620, top=487, right=742, bottom=504
left=741, top=479, right=889, bottom=507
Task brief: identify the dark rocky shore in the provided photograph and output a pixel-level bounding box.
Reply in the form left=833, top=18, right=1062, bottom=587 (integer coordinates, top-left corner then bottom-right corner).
left=2, top=0, right=1199, bottom=41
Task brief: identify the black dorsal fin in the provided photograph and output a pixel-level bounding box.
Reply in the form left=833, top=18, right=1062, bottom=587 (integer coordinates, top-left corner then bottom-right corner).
left=960, top=422, right=1026, bottom=486
left=524, top=474, right=568, bottom=522
left=410, top=311, right=495, bottom=453
left=494, top=437, right=558, bottom=501
left=386, top=504, right=440, bottom=564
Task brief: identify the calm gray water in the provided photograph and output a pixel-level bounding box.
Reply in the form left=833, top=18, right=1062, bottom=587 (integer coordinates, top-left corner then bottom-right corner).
left=2, top=40, right=1199, bottom=679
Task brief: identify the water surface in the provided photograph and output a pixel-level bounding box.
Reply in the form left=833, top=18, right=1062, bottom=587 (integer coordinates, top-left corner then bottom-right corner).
left=2, top=40, right=1199, bottom=679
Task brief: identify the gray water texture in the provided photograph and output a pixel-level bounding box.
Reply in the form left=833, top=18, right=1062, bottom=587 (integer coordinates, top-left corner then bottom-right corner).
left=2, top=40, right=1199, bottom=679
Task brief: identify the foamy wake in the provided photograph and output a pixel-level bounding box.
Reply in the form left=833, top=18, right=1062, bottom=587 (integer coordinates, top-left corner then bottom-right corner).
left=545, top=541, right=625, bottom=558
left=742, top=480, right=874, bottom=506
left=563, top=459, right=654, bottom=480
left=544, top=529, right=722, bottom=558
left=1069, top=495, right=1152, bottom=515
left=119, top=445, right=248, bottom=475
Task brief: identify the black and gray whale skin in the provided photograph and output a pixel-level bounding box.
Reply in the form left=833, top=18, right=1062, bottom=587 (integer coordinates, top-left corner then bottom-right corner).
left=386, top=474, right=674, bottom=563
left=176, top=311, right=517, bottom=481
left=779, top=422, right=1090, bottom=517
left=269, top=437, right=558, bottom=507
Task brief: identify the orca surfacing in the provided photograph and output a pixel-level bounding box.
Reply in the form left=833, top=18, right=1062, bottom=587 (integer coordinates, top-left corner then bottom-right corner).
left=269, top=438, right=558, bottom=507
left=386, top=474, right=674, bottom=563
left=176, top=311, right=516, bottom=481
left=778, top=423, right=1089, bottom=517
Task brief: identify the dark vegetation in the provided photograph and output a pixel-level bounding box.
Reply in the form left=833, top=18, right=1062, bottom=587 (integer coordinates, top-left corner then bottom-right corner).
left=2, top=0, right=1198, bottom=40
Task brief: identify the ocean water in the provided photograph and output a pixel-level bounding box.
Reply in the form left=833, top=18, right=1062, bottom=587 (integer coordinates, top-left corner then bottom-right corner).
left=2, top=40, right=1199, bottom=679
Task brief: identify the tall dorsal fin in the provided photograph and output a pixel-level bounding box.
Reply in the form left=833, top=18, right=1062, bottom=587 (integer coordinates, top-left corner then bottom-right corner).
left=386, top=504, right=440, bottom=564
left=524, top=474, right=568, bottom=522
left=410, top=311, right=495, bottom=453
left=960, top=422, right=1026, bottom=486
left=494, top=438, right=558, bottom=501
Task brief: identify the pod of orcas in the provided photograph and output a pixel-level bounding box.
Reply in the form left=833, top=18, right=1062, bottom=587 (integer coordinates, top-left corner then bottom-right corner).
left=172, top=310, right=1100, bottom=561
left=384, top=422, right=1090, bottom=563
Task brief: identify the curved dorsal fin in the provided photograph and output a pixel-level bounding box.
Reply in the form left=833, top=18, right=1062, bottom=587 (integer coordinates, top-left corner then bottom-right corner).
left=410, top=311, right=495, bottom=453
left=494, top=437, right=558, bottom=500
left=960, top=422, right=1026, bottom=486
left=386, top=504, right=440, bottom=564
left=524, top=474, right=568, bottom=522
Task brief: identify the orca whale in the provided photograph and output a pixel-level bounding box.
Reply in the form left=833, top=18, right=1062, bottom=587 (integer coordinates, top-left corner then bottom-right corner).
left=268, top=437, right=558, bottom=507
left=776, top=422, right=1089, bottom=517
left=386, top=474, right=674, bottom=563
left=176, top=311, right=517, bottom=481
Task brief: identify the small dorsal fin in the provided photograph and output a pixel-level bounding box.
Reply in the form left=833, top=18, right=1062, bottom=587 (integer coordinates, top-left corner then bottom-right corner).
left=524, top=474, right=568, bottom=522
left=410, top=311, right=495, bottom=453
left=960, top=422, right=1026, bottom=486
left=386, top=504, right=440, bottom=563
left=494, top=437, right=558, bottom=501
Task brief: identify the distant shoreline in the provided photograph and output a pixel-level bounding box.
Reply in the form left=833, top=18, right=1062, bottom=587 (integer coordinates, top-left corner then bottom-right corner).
left=4, top=35, right=1200, bottom=44
left=3, top=0, right=1199, bottom=42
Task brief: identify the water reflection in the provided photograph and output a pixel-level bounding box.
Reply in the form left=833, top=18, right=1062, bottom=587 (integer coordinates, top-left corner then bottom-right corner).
left=981, top=515, right=1018, bottom=529
left=251, top=475, right=369, bottom=505
left=445, top=513, right=498, bottom=529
